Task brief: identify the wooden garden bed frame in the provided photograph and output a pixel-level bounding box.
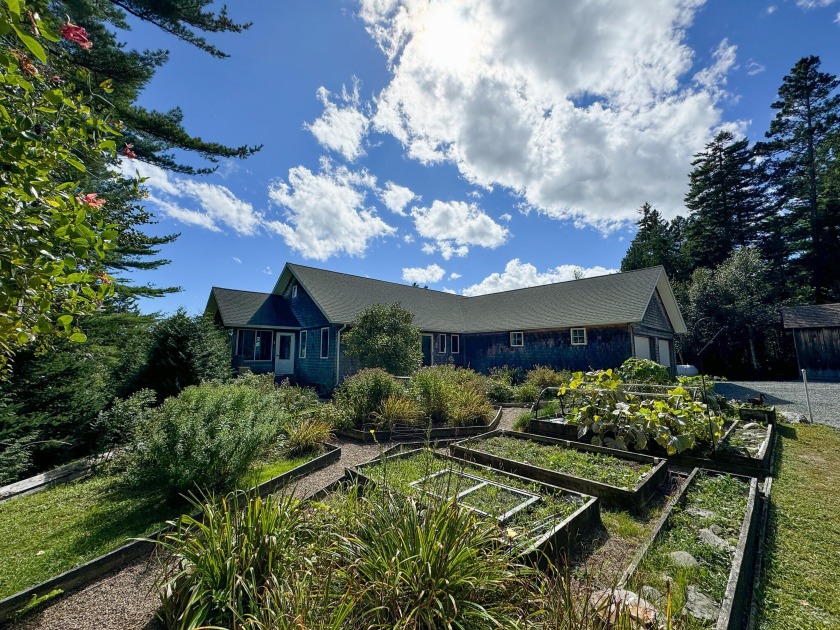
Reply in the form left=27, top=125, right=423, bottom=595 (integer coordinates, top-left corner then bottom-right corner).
left=346, top=448, right=600, bottom=565
left=0, top=444, right=341, bottom=623
left=335, top=406, right=503, bottom=442
left=450, top=430, right=668, bottom=511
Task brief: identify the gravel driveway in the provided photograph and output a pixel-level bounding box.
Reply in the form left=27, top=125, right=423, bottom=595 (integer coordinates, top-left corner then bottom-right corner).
left=714, top=380, right=840, bottom=428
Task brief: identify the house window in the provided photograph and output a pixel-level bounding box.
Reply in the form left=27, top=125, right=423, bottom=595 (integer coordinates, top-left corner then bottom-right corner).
left=299, top=330, right=307, bottom=359
left=320, top=327, right=330, bottom=359
left=510, top=331, right=524, bottom=347
left=570, top=328, right=587, bottom=346
left=292, top=285, right=298, bottom=298
left=237, top=329, right=273, bottom=361
left=437, top=333, right=447, bottom=353
left=451, top=334, right=460, bottom=354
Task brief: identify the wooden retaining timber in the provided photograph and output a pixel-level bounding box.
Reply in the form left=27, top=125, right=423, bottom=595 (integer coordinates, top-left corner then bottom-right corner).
left=0, top=452, right=114, bottom=504
left=346, top=448, right=601, bottom=566
left=335, top=406, right=503, bottom=442
left=738, top=406, right=777, bottom=425
left=0, top=444, right=341, bottom=623
left=450, top=430, right=668, bottom=512
left=620, top=469, right=761, bottom=630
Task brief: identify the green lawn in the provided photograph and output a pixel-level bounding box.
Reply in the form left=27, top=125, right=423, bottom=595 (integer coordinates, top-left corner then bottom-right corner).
left=0, top=451, right=315, bottom=599
left=756, top=423, right=840, bottom=629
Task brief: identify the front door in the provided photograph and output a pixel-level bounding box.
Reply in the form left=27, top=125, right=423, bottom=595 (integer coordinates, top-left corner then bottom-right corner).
left=421, top=334, right=433, bottom=366
left=275, top=333, right=295, bottom=375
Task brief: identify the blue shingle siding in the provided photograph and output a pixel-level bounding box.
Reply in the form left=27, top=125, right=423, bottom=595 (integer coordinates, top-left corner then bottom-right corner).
left=424, top=331, right=466, bottom=368
left=462, top=327, right=633, bottom=374
left=638, top=290, right=673, bottom=335
left=284, top=282, right=329, bottom=329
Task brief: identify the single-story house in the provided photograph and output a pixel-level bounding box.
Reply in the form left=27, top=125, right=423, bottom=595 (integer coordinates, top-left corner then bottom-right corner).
left=781, top=303, right=840, bottom=381
left=205, top=262, right=687, bottom=392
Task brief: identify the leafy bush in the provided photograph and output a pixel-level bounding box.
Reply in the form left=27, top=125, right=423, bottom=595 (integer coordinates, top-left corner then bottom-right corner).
left=131, top=310, right=231, bottom=402
left=449, top=388, right=495, bottom=427
left=486, top=379, right=516, bottom=403
left=514, top=382, right=541, bottom=403
left=334, top=369, right=402, bottom=426
left=128, top=380, right=282, bottom=496
left=92, top=389, right=156, bottom=450
left=617, top=357, right=672, bottom=385
left=408, top=366, right=455, bottom=424
left=342, top=303, right=423, bottom=375
left=513, top=411, right=533, bottom=432
left=488, top=365, right=525, bottom=385
left=284, top=418, right=331, bottom=456
left=155, top=491, right=304, bottom=629
left=525, top=366, right=569, bottom=391
left=0, top=439, right=31, bottom=486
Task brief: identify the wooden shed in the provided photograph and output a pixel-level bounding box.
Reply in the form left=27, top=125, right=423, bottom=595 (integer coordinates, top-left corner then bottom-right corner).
left=781, top=303, right=840, bottom=381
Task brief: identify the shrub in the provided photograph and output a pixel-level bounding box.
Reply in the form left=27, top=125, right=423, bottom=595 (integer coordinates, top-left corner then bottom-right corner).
left=128, top=381, right=282, bottom=496
left=617, top=357, right=672, bottom=385
left=488, top=365, right=525, bottom=385
left=338, top=495, right=523, bottom=629
left=92, top=389, right=156, bottom=451
left=486, top=379, right=516, bottom=403
left=513, top=411, right=532, bottom=432
left=524, top=366, right=569, bottom=391
left=514, top=382, right=541, bottom=403
left=154, top=491, right=304, bottom=629
left=283, top=418, right=331, bottom=455
left=334, top=368, right=402, bottom=427
left=342, top=303, right=423, bottom=375
left=409, top=365, right=458, bottom=424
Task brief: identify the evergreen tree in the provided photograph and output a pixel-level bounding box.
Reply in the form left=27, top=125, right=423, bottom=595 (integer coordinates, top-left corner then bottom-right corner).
left=684, top=131, right=765, bottom=269
left=756, top=56, right=840, bottom=302
left=620, top=203, right=684, bottom=280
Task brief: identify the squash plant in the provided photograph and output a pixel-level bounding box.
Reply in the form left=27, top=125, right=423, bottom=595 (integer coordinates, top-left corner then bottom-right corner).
left=561, top=370, right=723, bottom=455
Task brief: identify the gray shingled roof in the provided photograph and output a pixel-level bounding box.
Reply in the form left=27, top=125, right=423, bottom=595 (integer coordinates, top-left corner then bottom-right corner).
left=285, top=263, right=667, bottom=333
left=210, top=287, right=299, bottom=328
left=781, top=303, right=840, bottom=329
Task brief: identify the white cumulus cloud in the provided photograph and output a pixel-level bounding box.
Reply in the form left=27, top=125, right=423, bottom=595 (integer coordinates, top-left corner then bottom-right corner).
left=380, top=181, right=419, bottom=215
left=266, top=159, right=396, bottom=260
left=118, top=159, right=262, bottom=235
left=402, top=263, right=446, bottom=284
left=360, top=0, right=739, bottom=227
left=461, top=259, right=617, bottom=296
left=449, top=272, right=462, bottom=280
left=305, top=81, right=370, bottom=161
left=412, top=200, right=508, bottom=259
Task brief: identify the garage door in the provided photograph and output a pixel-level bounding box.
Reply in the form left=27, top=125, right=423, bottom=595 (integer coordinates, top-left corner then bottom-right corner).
left=657, top=339, right=672, bottom=368
left=634, top=335, right=651, bottom=360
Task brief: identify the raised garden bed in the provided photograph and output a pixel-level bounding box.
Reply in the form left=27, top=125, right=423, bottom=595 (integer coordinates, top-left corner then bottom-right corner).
left=336, top=406, right=503, bottom=442
left=346, top=448, right=600, bottom=564
left=528, top=417, right=774, bottom=478
left=738, top=406, right=776, bottom=425
left=450, top=430, right=668, bottom=511
left=0, top=444, right=340, bottom=623
left=621, top=469, right=760, bottom=630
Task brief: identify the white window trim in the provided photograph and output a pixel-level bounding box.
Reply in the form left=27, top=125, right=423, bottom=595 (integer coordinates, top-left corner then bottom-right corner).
left=299, top=330, right=307, bottom=359
left=510, top=331, right=524, bottom=347
left=437, top=333, right=447, bottom=354
left=320, top=327, right=330, bottom=359
left=570, top=328, right=588, bottom=346
left=292, top=285, right=298, bottom=298
left=451, top=334, right=460, bottom=354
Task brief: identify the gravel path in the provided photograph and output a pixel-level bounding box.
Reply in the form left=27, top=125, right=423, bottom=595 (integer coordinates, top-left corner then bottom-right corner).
left=714, top=380, right=840, bottom=428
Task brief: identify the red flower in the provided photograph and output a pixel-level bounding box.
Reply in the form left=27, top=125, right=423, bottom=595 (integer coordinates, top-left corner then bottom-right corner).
left=121, top=143, right=137, bottom=159
left=76, top=193, right=106, bottom=208
left=60, top=18, right=92, bottom=50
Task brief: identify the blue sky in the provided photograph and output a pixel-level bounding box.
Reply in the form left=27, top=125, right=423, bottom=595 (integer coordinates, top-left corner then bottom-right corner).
left=113, top=0, right=840, bottom=314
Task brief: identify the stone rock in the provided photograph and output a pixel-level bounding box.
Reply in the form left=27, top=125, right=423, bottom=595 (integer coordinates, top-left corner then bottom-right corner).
left=590, top=589, right=659, bottom=626
left=686, top=507, right=717, bottom=519
left=684, top=585, right=719, bottom=621
left=780, top=410, right=808, bottom=424
left=669, top=550, right=700, bottom=568
left=699, top=528, right=732, bottom=551
left=710, top=523, right=724, bottom=536
left=640, top=585, right=663, bottom=605
left=742, top=422, right=760, bottom=430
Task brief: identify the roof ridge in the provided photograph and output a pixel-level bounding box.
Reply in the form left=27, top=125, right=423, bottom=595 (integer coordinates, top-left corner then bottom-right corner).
left=288, top=263, right=467, bottom=299
left=213, top=286, right=277, bottom=297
